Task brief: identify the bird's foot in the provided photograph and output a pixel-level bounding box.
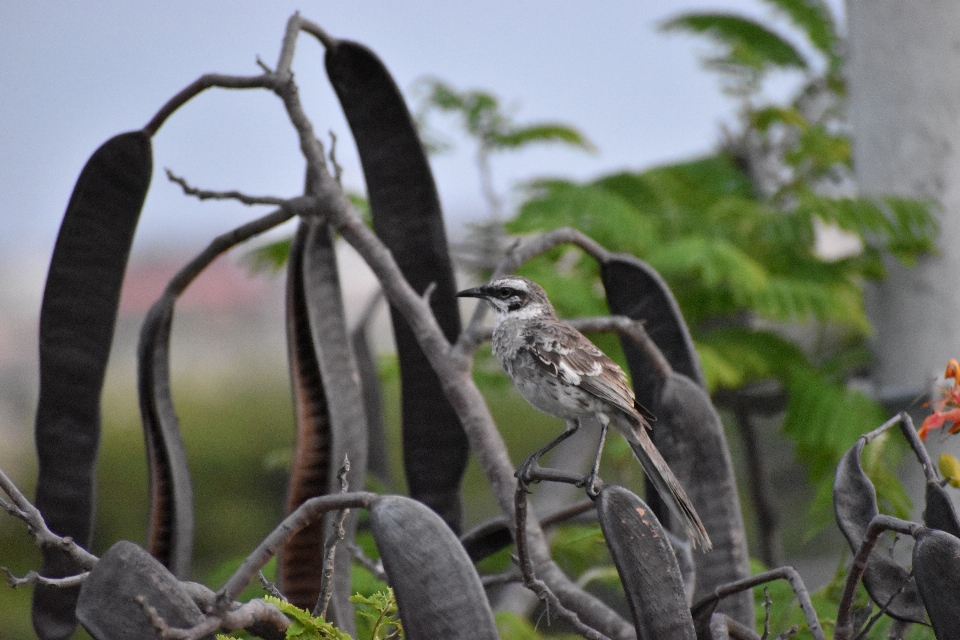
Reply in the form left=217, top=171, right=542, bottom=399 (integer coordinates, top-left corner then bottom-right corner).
left=578, top=471, right=605, bottom=498
left=515, top=457, right=544, bottom=493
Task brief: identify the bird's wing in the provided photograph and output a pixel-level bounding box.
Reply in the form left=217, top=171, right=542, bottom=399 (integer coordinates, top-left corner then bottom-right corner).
left=522, top=321, right=643, bottom=422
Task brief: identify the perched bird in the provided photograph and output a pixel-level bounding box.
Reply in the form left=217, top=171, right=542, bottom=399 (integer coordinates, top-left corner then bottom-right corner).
left=458, top=275, right=710, bottom=549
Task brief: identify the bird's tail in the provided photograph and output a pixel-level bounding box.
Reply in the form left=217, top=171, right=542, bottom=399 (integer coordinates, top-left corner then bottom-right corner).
left=628, top=440, right=712, bottom=550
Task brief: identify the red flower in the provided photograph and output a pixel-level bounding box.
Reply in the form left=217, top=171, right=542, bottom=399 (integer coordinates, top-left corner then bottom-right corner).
left=918, top=359, right=960, bottom=441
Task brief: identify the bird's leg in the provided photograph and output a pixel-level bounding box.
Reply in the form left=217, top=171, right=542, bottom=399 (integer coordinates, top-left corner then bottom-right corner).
left=515, top=419, right=581, bottom=492
left=582, top=417, right=609, bottom=498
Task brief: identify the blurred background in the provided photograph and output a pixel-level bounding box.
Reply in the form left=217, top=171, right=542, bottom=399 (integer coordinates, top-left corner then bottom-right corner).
left=4, top=1, right=960, bottom=638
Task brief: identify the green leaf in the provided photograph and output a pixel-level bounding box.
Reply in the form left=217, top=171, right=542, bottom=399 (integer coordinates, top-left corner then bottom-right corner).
left=491, top=123, right=595, bottom=152
left=750, top=105, right=809, bottom=131
left=785, top=123, right=851, bottom=172
left=749, top=274, right=868, bottom=331
left=598, top=154, right=755, bottom=222
left=646, top=236, right=769, bottom=299
left=696, top=327, right=806, bottom=391
left=758, top=0, right=840, bottom=63
left=416, top=78, right=593, bottom=155
left=662, top=13, right=809, bottom=72
left=242, top=236, right=292, bottom=275
left=351, top=588, right=404, bottom=640
left=510, top=180, right=659, bottom=257
left=262, top=595, right=354, bottom=640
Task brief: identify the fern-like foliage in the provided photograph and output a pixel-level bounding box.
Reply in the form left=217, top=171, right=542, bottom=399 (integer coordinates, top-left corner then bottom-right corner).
left=214, top=591, right=404, bottom=640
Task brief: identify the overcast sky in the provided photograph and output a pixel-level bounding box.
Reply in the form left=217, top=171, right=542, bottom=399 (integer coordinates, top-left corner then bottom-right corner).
left=0, top=1, right=842, bottom=263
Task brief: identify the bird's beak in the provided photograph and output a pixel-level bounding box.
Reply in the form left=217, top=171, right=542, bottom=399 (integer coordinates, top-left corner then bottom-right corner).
left=456, top=286, right=488, bottom=299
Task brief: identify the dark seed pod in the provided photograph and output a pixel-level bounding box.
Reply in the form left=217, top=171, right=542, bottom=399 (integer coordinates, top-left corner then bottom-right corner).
left=76, top=541, right=207, bottom=640
left=653, top=372, right=752, bottom=624
left=833, top=438, right=927, bottom=623
left=601, top=253, right=705, bottom=410
left=923, top=482, right=960, bottom=538
left=370, top=495, right=497, bottom=640
left=33, top=130, right=152, bottom=639
left=278, top=221, right=334, bottom=612
left=325, top=39, right=468, bottom=532
left=595, top=484, right=696, bottom=640
left=913, top=528, right=958, bottom=636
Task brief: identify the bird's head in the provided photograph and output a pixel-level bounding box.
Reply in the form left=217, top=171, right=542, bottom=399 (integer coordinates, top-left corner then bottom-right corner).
left=457, top=275, right=554, bottom=320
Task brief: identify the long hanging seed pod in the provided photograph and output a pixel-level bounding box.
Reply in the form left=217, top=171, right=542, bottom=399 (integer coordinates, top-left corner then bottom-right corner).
left=278, top=213, right=368, bottom=631
left=834, top=437, right=927, bottom=623
left=323, top=37, right=468, bottom=532
left=278, top=221, right=334, bottom=613
left=32, top=130, right=152, bottom=640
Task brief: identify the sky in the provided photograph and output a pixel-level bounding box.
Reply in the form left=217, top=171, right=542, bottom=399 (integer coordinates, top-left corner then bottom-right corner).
left=0, top=0, right=842, bottom=262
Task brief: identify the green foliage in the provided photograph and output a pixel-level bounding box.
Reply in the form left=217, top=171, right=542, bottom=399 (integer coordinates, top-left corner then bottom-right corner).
left=495, top=611, right=581, bottom=640
left=415, top=78, right=594, bottom=156
left=350, top=590, right=404, bottom=640
left=661, top=13, right=808, bottom=76
left=214, top=590, right=402, bottom=640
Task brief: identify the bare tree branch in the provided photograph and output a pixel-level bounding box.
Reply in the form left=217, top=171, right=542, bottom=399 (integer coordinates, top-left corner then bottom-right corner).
left=140, top=595, right=290, bottom=640
left=144, top=73, right=275, bottom=136
left=0, top=468, right=97, bottom=570
left=213, top=491, right=376, bottom=612
left=2, top=568, right=88, bottom=589
left=693, top=567, right=824, bottom=640
left=834, top=515, right=924, bottom=640
left=315, top=456, right=351, bottom=619
left=165, top=170, right=289, bottom=206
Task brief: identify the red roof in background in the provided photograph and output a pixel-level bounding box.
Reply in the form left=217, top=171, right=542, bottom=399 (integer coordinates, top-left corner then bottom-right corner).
left=119, top=256, right=279, bottom=315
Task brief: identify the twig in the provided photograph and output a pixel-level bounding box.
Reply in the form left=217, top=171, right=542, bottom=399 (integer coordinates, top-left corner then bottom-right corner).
left=421, top=281, right=438, bottom=305
left=512, top=482, right=610, bottom=640
left=348, top=543, right=387, bottom=583
left=0, top=468, right=98, bottom=570
left=834, top=515, right=924, bottom=640
left=314, top=456, right=351, bottom=619
left=139, top=595, right=290, bottom=640
left=692, top=567, right=824, bottom=640
left=2, top=568, right=88, bottom=589
left=144, top=73, right=276, bottom=136
left=165, top=169, right=289, bottom=206
left=214, top=491, right=377, bottom=612
left=852, top=568, right=911, bottom=639
left=481, top=567, right=523, bottom=587
left=773, top=626, right=798, bottom=639
left=861, top=413, right=904, bottom=444
left=258, top=571, right=285, bottom=600
left=328, top=131, right=343, bottom=184
left=761, top=588, right=772, bottom=640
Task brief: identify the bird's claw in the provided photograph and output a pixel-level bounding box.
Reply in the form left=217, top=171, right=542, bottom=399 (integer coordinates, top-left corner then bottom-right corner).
left=515, top=458, right=543, bottom=493
left=579, top=471, right=605, bottom=498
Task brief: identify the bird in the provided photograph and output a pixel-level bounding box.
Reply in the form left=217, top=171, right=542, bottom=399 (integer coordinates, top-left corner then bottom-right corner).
left=457, top=275, right=711, bottom=549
